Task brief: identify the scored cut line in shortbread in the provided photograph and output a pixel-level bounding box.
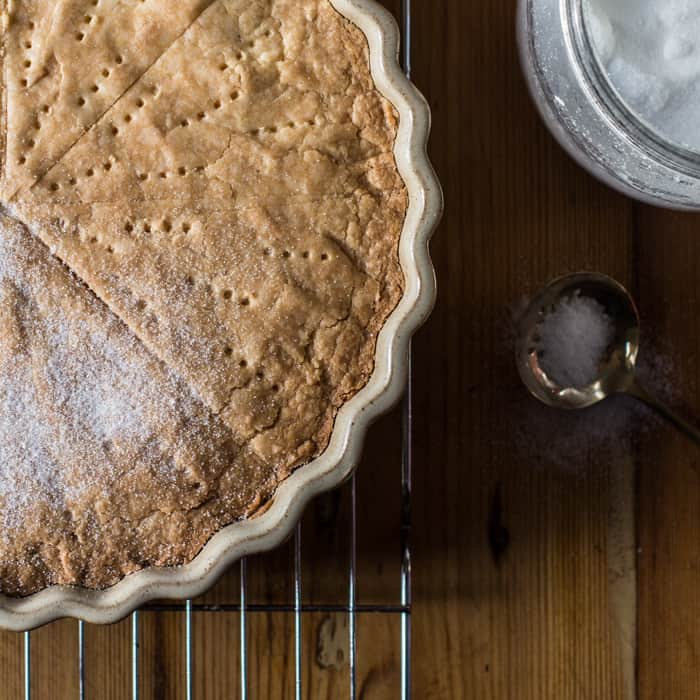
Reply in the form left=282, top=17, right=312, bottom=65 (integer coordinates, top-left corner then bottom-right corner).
left=0, top=0, right=409, bottom=595
left=2, top=0, right=217, bottom=200
left=0, top=210, right=278, bottom=594
left=11, top=0, right=407, bottom=481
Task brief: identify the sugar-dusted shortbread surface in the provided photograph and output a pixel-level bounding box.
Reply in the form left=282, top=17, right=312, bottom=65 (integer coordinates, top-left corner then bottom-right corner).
left=0, top=214, right=276, bottom=595
left=0, top=0, right=406, bottom=594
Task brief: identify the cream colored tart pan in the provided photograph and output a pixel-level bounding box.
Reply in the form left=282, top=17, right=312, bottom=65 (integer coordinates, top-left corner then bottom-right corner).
left=0, top=0, right=442, bottom=631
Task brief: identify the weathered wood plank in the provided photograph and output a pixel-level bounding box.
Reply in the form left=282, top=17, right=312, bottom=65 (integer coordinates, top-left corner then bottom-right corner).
left=632, top=209, right=700, bottom=700
left=409, top=0, right=637, bottom=697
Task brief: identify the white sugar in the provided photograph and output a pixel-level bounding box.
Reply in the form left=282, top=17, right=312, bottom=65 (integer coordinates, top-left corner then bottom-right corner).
left=0, top=361, right=64, bottom=522
left=45, top=324, right=151, bottom=443
left=0, top=221, right=207, bottom=533
left=587, top=0, right=700, bottom=150
left=536, top=292, right=615, bottom=389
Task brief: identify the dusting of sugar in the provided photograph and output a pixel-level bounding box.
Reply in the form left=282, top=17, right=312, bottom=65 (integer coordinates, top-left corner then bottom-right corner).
left=509, top=295, right=677, bottom=472
left=509, top=350, right=677, bottom=473
left=535, top=291, right=615, bottom=389
left=0, top=363, right=64, bottom=525
left=0, top=221, right=220, bottom=535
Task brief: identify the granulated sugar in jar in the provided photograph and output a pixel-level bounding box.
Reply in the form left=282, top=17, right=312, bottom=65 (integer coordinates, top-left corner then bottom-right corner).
left=517, top=0, right=700, bottom=209
left=588, top=0, right=700, bottom=152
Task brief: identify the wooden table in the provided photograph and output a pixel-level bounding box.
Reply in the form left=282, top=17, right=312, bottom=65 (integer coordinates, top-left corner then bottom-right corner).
left=3, top=1, right=699, bottom=697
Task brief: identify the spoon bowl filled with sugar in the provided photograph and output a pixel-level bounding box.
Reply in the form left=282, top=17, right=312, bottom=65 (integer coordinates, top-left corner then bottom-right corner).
left=516, top=272, right=700, bottom=444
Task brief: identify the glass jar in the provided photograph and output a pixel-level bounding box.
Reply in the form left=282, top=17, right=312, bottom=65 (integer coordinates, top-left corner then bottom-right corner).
left=517, top=0, right=700, bottom=210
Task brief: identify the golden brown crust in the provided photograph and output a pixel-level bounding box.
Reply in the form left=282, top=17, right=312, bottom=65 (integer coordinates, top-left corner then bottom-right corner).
left=0, top=0, right=406, bottom=596
left=2, top=0, right=216, bottom=198
left=0, top=213, right=280, bottom=595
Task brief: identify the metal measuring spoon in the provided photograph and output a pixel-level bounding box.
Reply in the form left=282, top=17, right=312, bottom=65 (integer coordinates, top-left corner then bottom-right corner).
left=515, top=272, right=700, bottom=445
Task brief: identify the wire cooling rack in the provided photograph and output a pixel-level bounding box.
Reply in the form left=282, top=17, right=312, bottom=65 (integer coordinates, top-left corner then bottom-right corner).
left=19, top=2, right=413, bottom=698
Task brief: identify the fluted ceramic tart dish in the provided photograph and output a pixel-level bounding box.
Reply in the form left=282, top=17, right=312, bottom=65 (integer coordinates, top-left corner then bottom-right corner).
left=0, top=0, right=440, bottom=629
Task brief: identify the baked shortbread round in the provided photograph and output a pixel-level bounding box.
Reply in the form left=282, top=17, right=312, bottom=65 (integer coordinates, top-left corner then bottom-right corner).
left=0, top=0, right=406, bottom=595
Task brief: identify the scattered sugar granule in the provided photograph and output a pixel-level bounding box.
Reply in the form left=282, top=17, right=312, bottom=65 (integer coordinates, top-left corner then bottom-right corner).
left=535, top=292, right=615, bottom=389
left=508, top=297, right=675, bottom=473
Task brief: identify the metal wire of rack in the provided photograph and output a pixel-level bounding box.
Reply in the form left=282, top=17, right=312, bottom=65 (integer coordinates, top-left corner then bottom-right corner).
left=20, top=2, right=413, bottom=697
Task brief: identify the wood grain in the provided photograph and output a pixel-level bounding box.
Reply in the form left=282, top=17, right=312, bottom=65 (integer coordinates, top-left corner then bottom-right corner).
left=0, top=627, right=22, bottom=699
left=84, top=618, right=131, bottom=700
left=6, top=0, right=700, bottom=698
left=409, top=0, right=640, bottom=697
left=632, top=209, right=700, bottom=700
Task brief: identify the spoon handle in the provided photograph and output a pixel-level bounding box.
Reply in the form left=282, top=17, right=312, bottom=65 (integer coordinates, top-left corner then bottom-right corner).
left=626, top=380, right=700, bottom=446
